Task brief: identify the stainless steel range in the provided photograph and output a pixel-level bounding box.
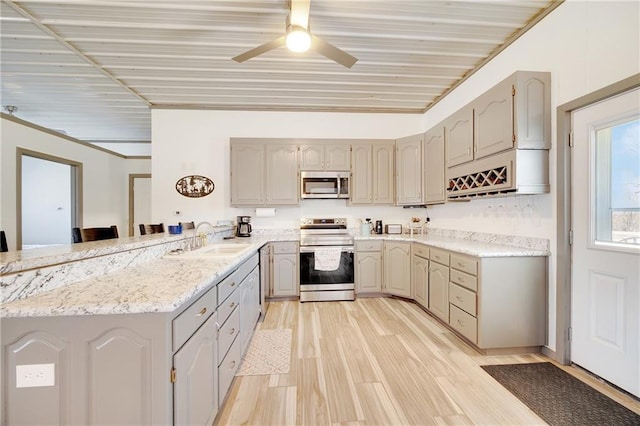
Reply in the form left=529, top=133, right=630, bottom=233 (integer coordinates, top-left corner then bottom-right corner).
left=299, top=218, right=355, bottom=302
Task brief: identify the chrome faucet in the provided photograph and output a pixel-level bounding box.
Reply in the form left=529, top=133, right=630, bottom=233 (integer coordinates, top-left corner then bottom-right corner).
left=190, top=221, right=215, bottom=250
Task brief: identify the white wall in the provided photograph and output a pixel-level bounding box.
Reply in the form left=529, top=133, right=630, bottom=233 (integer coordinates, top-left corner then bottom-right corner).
left=152, top=0, right=639, bottom=352
left=151, top=110, right=425, bottom=228
left=0, top=118, right=151, bottom=250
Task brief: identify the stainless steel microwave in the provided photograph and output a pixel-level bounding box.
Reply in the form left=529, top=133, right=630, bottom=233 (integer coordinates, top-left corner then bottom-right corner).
left=300, top=171, right=350, bottom=199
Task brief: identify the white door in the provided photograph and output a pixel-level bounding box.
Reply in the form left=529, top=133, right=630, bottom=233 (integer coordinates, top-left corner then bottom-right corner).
left=21, top=156, right=75, bottom=248
left=132, top=176, right=151, bottom=236
left=571, top=88, right=640, bottom=397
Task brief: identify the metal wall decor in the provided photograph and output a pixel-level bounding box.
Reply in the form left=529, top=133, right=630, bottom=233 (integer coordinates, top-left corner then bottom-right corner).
left=175, top=175, right=215, bottom=198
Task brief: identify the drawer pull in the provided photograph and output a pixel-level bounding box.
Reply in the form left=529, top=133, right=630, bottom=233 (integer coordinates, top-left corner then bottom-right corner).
left=457, top=261, right=465, bottom=267
left=457, top=319, right=464, bottom=326
left=229, top=328, right=236, bottom=335
left=230, top=281, right=236, bottom=287
left=456, top=296, right=464, bottom=302
left=458, top=276, right=465, bottom=282
left=229, top=302, right=236, bottom=309
left=197, top=307, right=207, bottom=316
left=230, top=360, right=236, bottom=369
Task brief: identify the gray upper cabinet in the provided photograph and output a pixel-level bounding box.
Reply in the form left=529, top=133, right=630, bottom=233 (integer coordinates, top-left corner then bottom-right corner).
left=395, top=133, right=423, bottom=205
left=350, top=144, right=373, bottom=204
left=230, top=142, right=264, bottom=206
left=445, top=107, right=474, bottom=168
left=231, top=139, right=298, bottom=206
left=350, top=141, right=394, bottom=205
left=424, top=126, right=446, bottom=205
left=299, top=143, right=350, bottom=171
left=265, top=144, right=299, bottom=205
left=474, top=71, right=550, bottom=159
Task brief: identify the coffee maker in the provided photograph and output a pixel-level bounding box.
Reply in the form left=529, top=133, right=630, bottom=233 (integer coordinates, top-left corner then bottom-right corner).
left=236, top=216, right=252, bottom=237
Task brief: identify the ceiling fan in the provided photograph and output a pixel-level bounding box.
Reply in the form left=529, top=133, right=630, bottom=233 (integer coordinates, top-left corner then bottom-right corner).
left=232, top=0, right=357, bottom=68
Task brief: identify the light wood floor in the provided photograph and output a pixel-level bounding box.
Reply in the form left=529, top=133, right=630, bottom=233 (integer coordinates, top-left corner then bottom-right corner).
left=215, top=297, right=640, bottom=425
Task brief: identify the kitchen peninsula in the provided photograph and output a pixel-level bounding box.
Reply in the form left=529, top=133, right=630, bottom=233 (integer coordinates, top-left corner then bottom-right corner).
left=1, top=228, right=548, bottom=425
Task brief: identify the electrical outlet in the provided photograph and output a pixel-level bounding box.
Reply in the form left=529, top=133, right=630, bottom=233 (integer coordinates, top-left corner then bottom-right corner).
left=16, top=363, right=55, bottom=388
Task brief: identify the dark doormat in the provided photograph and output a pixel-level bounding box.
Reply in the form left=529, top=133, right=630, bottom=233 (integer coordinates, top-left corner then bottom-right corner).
left=481, top=362, right=640, bottom=426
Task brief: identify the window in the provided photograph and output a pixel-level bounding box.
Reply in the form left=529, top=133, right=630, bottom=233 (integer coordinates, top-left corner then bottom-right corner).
left=594, top=118, right=640, bottom=248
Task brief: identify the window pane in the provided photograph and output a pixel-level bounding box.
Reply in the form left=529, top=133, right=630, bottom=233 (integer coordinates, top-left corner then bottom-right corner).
left=595, top=119, right=640, bottom=246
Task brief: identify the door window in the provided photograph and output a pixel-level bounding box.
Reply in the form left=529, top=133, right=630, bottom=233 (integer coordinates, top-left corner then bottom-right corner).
left=593, top=117, right=640, bottom=250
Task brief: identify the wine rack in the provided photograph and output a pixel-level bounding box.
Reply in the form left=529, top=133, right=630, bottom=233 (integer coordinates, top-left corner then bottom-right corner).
left=447, top=165, right=514, bottom=199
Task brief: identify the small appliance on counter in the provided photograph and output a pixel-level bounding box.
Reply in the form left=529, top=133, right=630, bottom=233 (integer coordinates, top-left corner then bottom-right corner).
left=375, top=220, right=383, bottom=234
left=236, top=216, right=252, bottom=237
left=385, top=224, right=402, bottom=234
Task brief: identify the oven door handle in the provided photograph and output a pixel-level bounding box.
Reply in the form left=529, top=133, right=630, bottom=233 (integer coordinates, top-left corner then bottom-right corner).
left=300, top=246, right=354, bottom=254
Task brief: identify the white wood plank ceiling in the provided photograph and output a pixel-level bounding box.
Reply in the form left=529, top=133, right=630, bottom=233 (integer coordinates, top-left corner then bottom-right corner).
left=1, top=0, right=562, bottom=143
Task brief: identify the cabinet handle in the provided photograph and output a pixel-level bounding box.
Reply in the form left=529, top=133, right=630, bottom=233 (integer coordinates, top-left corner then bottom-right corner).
left=457, top=262, right=465, bottom=267
left=230, top=360, right=236, bottom=369
left=458, top=276, right=465, bottom=282
left=197, top=307, right=207, bottom=316
left=230, top=328, right=236, bottom=335
left=456, top=296, right=464, bottom=302
left=229, top=302, right=236, bottom=309
left=230, top=281, right=236, bottom=287
left=457, top=319, right=464, bottom=326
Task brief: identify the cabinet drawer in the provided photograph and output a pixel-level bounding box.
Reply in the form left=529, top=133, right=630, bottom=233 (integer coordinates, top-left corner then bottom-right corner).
left=272, top=241, right=298, bottom=254
left=450, top=269, right=478, bottom=292
left=450, top=304, right=477, bottom=344
left=218, top=269, right=241, bottom=305
left=218, top=334, right=242, bottom=405
left=450, top=254, right=478, bottom=276
left=355, top=240, right=383, bottom=252
left=172, top=286, right=217, bottom=351
left=449, top=283, right=477, bottom=316
left=218, top=307, right=240, bottom=363
left=218, top=286, right=240, bottom=325
left=412, top=243, right=429, bottom=259
left=430, top=248, right=450, bottom=266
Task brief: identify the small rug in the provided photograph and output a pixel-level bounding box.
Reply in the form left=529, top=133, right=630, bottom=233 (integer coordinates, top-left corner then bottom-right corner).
left=236, top=329, right=292, bottom=376
left=481, top=362, right=640, bottom=425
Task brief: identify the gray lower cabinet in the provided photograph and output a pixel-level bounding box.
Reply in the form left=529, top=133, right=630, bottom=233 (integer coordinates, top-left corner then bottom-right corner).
left=239, top=266, right=260, bottom=353
left=354, top=240, right=383, bottom=294
left=1, top=253, right=261, bottom=426
left=411, top=244, right=429, bottom=308
left=270, top=242, right=299, bottom=298
left=383, top=241, right=411, bottom=297
left=173, top=311, right=218, bottom=426
left=428, top=248, right=450, bottom=322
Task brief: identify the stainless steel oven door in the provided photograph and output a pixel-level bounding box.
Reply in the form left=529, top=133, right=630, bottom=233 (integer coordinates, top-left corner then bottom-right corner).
left=299, top=245, right=355, bottom=301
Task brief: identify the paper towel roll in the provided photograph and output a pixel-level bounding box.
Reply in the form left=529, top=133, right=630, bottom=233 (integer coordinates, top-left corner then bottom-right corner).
left=255, top=208, right=276, bottom=217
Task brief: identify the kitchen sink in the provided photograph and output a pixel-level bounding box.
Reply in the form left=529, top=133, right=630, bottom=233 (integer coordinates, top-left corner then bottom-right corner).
left=164, top=243, right=253, bottom=259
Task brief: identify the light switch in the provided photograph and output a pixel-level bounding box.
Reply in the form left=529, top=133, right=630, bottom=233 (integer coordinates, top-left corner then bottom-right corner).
left=16, top=363, right=55, bottom=388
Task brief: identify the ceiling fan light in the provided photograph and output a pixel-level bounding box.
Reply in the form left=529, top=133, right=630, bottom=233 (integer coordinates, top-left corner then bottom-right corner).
left=286, top=28, right=311, bottom=52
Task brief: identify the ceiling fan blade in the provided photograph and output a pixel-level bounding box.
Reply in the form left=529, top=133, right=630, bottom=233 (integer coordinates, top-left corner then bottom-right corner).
left=289, top=0, right=311, bottom=29
left=311, top=35, right=358, bottom=68
left=232, top=35, right=286, bottom=63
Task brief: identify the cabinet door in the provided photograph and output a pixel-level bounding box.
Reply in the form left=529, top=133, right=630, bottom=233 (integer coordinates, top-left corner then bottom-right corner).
left=395, top=134, right=423, bottom=205
left=350, top=144, right=373, bottom=204
left=325, top=144, right=350, bottom=170
left=428, top=262, right=450, bottom=322
left=299, top=145, right=324, bottom=170
left=272, top=254, right=299, bottom=297
left=173, top=312, right=218, bottom=426
left=373, top=143, right=395, bottom=204
left=355, top=251, right=382, bottom=293
left=383, top=242, right=411, bottom=297
left=445, top=108, right=473, bottom=167
left=230, top=143, right=264, bottom=206
left=265, top=144, right=299, bottom=205
left=239, top=267, right=260, bottom=354
left=474, top=77, right=514, bottom=159
left=412, top=254, right=429, bottom=308
left=424, top=127, right=446, bottom=204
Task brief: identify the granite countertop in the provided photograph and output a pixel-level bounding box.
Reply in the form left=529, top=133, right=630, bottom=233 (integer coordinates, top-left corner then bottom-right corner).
left=0, top=226, right=235, bottom=275
left=354, top=234, right=549, bottom=257
left=0, top=231, right=548, bottom=319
